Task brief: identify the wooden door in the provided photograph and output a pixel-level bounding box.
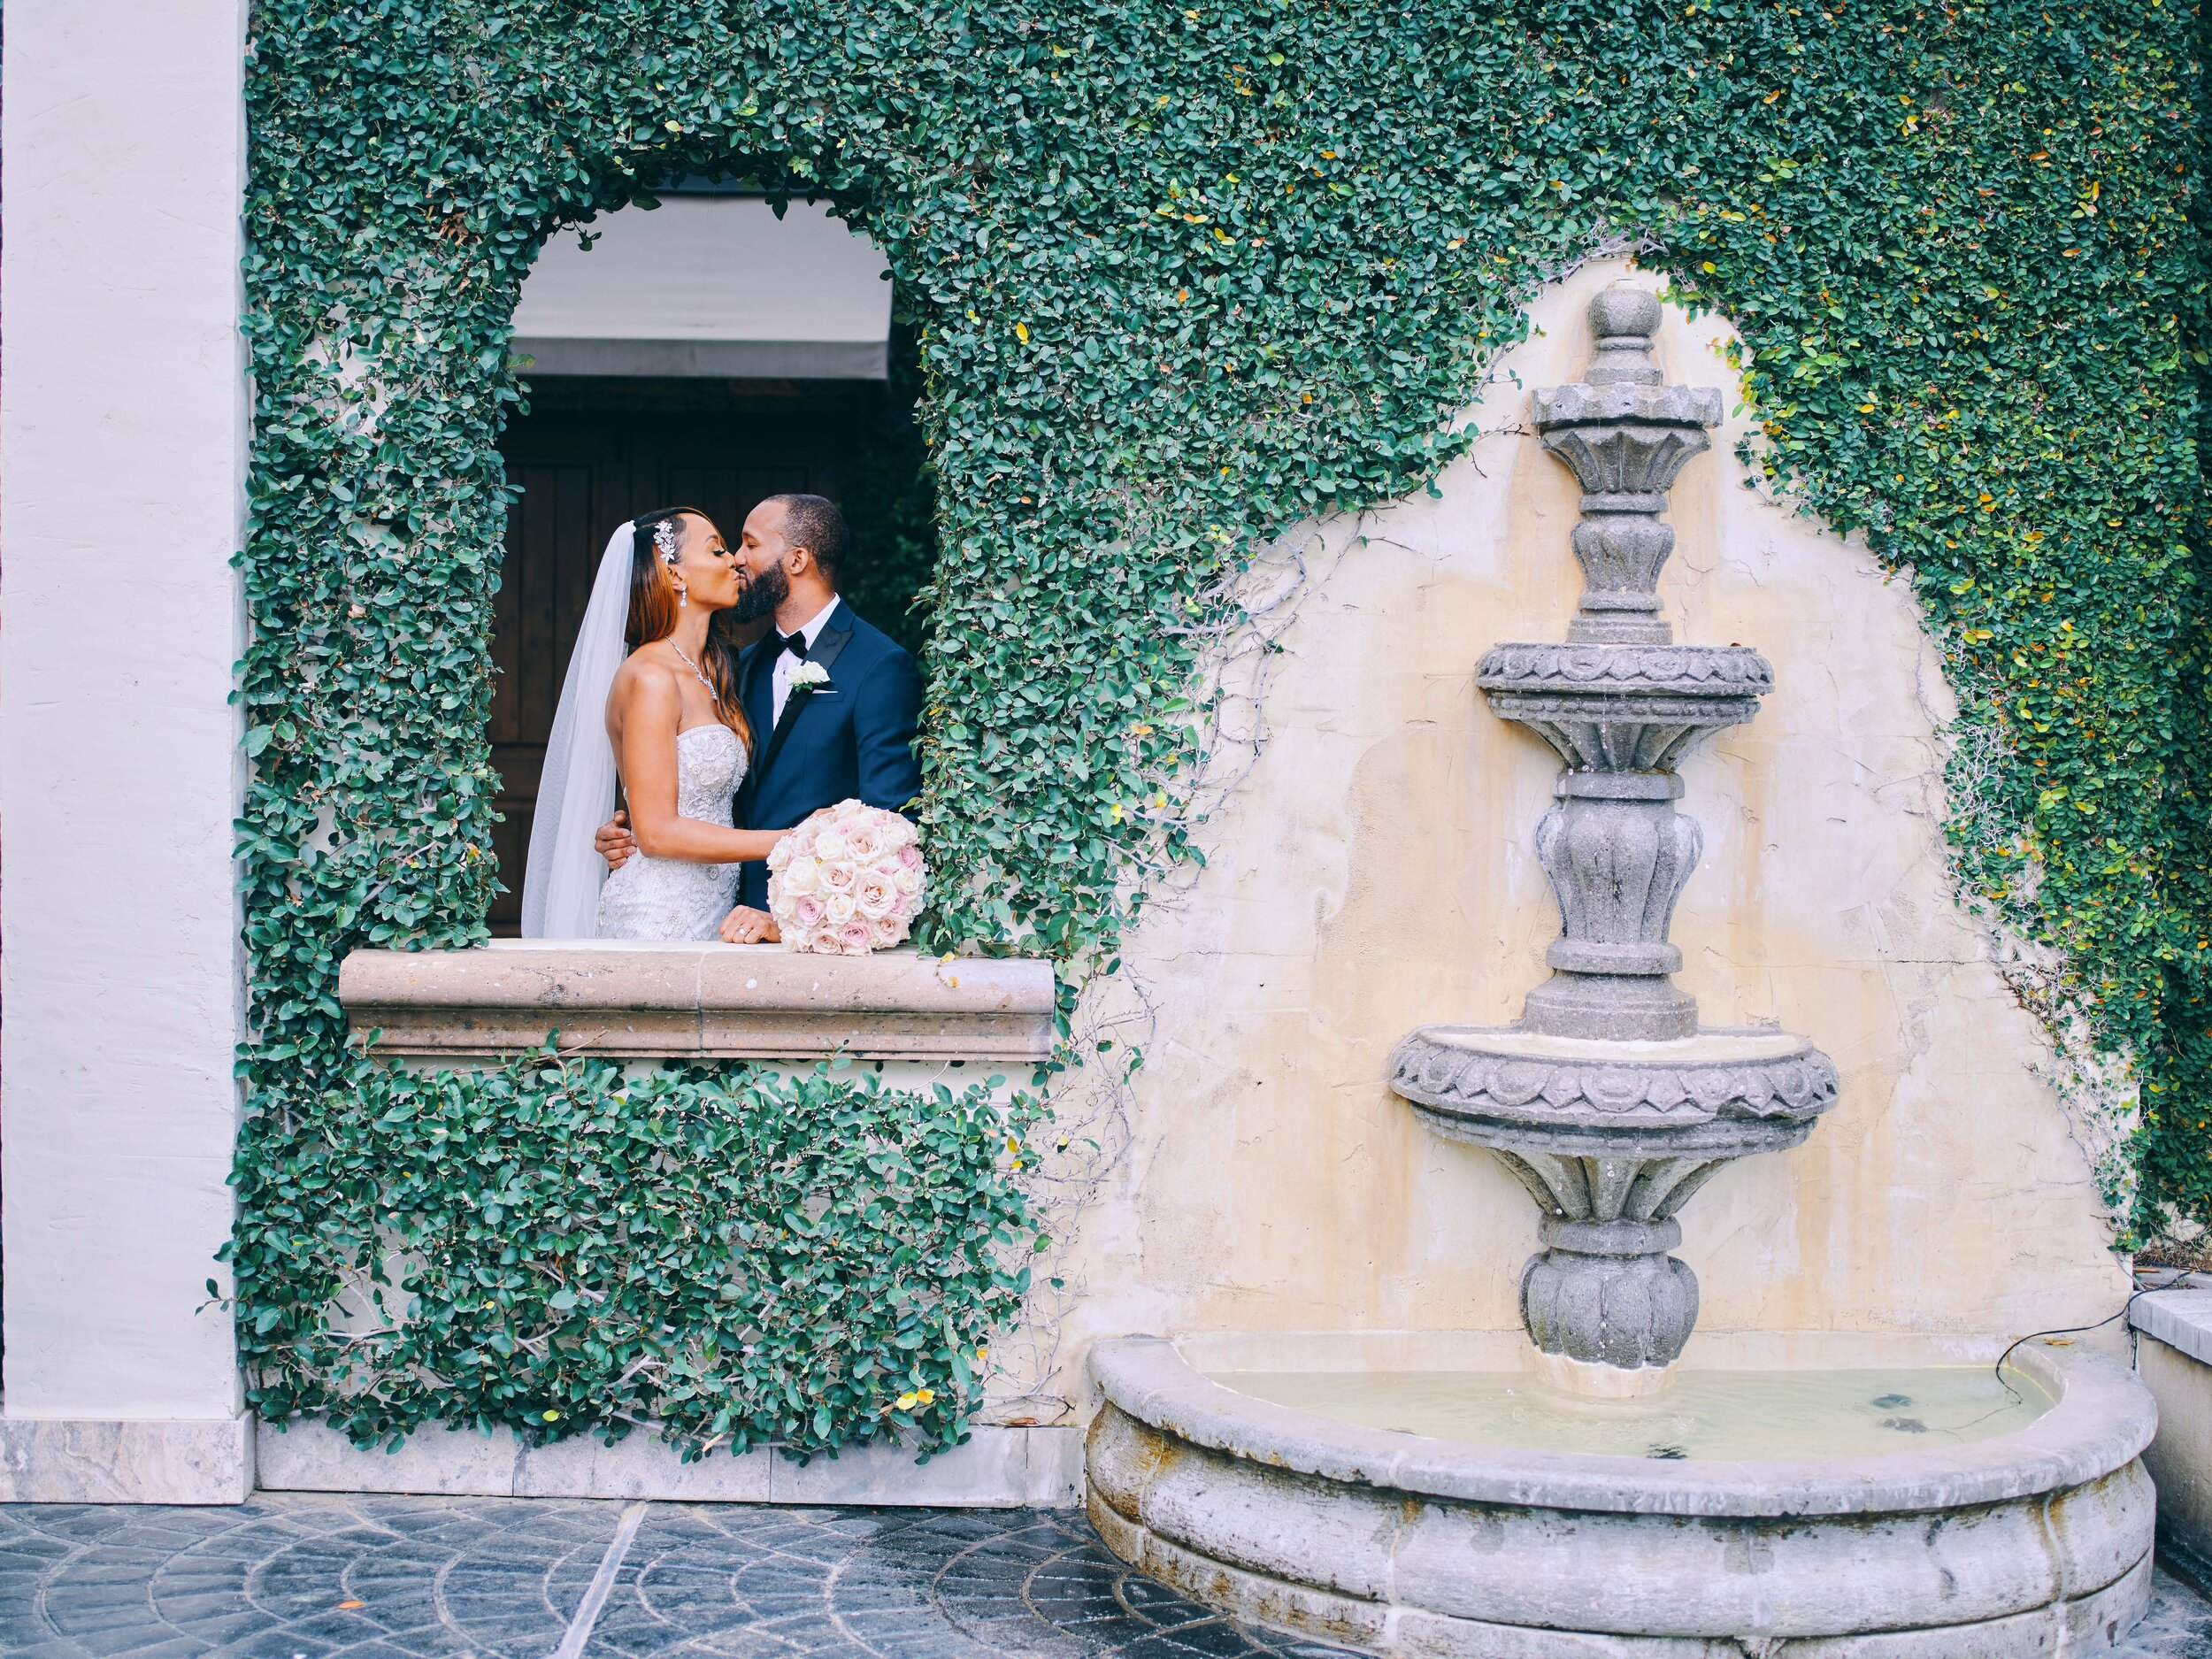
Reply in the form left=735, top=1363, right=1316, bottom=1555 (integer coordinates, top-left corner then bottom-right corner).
left=489, top=394, right=851, bottom=933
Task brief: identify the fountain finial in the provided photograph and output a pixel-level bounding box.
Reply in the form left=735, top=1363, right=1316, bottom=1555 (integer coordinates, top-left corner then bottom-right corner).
left=1532, top=294, right=1724, bottom=648
left=1584, top=285, right=1664, bottom=385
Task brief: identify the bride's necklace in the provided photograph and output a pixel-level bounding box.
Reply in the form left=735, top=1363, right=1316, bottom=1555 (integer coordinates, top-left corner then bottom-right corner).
left=669, top=640, right=717, bottom=698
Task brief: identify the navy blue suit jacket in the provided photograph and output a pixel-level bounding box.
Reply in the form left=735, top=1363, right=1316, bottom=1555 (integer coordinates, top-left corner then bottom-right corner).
left=733, top=598, right=925, bottom=909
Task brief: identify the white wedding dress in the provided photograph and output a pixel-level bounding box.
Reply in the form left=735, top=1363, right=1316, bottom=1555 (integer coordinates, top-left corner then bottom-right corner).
left=593, top=722, right=749, bottom=941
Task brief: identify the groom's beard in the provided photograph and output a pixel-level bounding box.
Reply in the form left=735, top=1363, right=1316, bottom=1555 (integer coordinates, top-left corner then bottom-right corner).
left=729, top=561, right=790, bottom=624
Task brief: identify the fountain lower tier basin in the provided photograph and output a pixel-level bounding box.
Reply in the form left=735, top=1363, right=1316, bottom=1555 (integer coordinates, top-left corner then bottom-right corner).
left=1087, top=1335, right=2155, bottom=1656
left=1390, top=1025, right=1838, bottom=1132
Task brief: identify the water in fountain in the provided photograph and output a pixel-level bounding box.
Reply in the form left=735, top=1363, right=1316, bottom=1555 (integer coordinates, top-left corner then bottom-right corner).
left=1205, top=1363, right=2055, bottom=1460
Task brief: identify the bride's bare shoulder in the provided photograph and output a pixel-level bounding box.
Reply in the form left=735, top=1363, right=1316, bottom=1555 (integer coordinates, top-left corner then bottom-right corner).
left=606, top=647, right=682, bottom=718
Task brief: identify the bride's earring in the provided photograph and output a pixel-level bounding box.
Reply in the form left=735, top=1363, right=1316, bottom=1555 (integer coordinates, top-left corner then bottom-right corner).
left=677, top=585, right=688, bottom=609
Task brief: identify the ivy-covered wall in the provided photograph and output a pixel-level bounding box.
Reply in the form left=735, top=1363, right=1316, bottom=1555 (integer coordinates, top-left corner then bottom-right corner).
left=234, top=0, right=2204, bottom=1453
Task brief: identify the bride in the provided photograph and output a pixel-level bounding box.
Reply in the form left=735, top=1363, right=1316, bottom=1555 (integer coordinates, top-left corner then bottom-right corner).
left=519, top=508, right=786, bottom=940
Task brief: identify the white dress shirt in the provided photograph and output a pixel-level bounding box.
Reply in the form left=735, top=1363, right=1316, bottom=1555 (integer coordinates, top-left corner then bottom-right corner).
left=769, top=599, right=840, bottom=726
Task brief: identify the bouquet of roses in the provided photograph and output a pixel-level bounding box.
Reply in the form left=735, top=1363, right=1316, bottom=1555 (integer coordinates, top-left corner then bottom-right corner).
left=766, top=800, right=926, bottom=955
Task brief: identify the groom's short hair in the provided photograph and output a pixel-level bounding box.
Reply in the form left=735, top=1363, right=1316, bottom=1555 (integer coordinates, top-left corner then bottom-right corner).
left=766, top=493, right=848, bottom=586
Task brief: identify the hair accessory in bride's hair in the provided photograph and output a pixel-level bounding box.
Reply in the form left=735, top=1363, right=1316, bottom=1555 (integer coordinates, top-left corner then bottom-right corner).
left=651, top=517, right=682, bottom=564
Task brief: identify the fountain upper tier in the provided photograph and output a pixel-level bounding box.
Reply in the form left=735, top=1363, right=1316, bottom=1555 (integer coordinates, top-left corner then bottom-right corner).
left=1525, top=287, right=1723, bottom=647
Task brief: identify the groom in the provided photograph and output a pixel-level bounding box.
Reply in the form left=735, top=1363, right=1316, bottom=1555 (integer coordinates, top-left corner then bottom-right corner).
left=595, top=493, right=924, bottom=941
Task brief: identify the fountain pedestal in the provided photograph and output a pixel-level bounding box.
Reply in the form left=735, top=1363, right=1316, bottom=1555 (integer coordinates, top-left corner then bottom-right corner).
left=1389, top=288, right=1837, bottom=1386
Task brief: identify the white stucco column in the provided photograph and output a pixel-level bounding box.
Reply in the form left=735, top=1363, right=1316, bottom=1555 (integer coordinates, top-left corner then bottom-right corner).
left=0, top=0, right=254, bottom=1501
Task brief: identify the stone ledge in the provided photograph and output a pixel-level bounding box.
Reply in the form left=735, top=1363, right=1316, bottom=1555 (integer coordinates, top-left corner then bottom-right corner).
left=255, top=1418, right=1082, bottom=1506
left=0, top=1412, right=255, bottom=1504
left=339, top=941, right=1058, bottom=1062
left=2131, top=1288, right=2212, bottom=1366
left=2131, top=1289, right=2212, bottom=1563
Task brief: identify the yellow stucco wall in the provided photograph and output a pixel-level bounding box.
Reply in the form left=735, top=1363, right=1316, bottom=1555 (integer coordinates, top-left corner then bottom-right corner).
left=1002, top=261, right=2129, bottom=1417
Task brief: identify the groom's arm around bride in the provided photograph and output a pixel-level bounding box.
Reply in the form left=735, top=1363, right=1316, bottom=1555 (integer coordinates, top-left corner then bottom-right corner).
left=595, top=494, right=923, bottom=942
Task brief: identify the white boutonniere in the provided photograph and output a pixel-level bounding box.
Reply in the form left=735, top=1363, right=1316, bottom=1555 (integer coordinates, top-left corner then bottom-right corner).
left=790, top=661, right=831, bottom=690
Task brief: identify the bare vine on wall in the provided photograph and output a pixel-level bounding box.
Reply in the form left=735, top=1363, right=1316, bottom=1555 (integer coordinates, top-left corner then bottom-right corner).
left=986, top=514, right=1344, bottom=1417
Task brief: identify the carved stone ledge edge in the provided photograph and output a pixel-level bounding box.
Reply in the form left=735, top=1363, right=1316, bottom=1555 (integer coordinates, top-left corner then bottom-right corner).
left=353, top=1009, right=1055, bottom=1064
left=1478, top=642, right=1776, bottom=691
left=1532, top=383, right=1726, bottom=426
left=1388, top=1033, right=1840, bottom=1126
left=1409, top=1104, right=1820, bottom=1166
left=1486, top=696, right=1765, bottom=726
left=340, top=944, right=1059, bottom=1063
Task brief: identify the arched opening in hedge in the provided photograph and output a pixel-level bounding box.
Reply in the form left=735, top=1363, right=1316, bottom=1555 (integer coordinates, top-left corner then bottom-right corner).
left=487, top=176, right=938, bottom=930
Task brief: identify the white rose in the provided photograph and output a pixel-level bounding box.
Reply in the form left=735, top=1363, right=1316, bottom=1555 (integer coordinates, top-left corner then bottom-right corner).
left=825, top=891, right=858, bottom=925
left=819, top=861, right=857, bottom=895
left=814, top=828, right=850, bottom=863
left=782, top=926, right=817, bottom=953
left=780, top=856, right=821, bottom=895
left=893, top=864, right=923, bottom=897
left=869, top=917, right=905, bottom=949
left=846, top=822, right=886, bottom=861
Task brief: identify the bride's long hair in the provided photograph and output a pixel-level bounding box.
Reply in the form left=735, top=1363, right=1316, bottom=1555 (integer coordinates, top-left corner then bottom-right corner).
left=627, top=505, right=753, bottom=756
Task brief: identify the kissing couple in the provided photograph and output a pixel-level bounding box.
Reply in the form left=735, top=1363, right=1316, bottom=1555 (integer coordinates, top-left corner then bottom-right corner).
left=518, top=495, right=924, bottom=944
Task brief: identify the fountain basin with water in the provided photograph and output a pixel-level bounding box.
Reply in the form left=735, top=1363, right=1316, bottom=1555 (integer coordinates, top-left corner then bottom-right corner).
left=1082, top=288, right=2159, bottom=1653
left=1088, top=1334, right=2153, bottom=1656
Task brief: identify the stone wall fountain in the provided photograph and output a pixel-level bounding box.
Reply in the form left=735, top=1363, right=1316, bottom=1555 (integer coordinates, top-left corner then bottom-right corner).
left=1387, top=286, right=1839, bottom=1394
left=1085, top=287, right=2158, bottom=1656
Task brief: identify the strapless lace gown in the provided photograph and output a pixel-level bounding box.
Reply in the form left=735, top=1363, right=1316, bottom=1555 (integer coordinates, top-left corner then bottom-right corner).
left=595, top=723, right=749, bottom=941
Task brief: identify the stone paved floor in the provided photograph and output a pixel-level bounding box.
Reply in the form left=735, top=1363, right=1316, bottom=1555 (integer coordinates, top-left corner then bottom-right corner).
left=2, top=1495, right=2209, bottom=1658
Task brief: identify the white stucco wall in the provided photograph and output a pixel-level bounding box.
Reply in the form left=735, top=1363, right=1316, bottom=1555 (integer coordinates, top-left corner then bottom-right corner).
left=1020, top=261, right=2126, bottom=1409
left=1, top=0, right=252, bottom=1494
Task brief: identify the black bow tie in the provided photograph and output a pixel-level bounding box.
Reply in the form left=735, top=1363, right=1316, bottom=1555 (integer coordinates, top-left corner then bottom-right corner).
left=778, top=631, right=810, bottom=660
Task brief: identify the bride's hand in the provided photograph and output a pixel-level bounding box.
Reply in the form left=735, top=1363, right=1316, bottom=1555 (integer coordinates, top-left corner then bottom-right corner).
left=718, top=905, right=780, bottom=945
left=595, top=810, right=638, bottom=871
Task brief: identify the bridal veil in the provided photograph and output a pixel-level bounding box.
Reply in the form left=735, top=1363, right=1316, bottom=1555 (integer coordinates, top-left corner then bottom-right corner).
left=519, top=519, right=635, bottom=937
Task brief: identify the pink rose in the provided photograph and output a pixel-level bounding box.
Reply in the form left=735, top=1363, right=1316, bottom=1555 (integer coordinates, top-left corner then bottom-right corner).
left=898, top=844, right=925, bottom=872
left=819, top=861, right=858, bottom=895
left=869, top=917, right=905, bottom=949
left=837, top=918, right=875, bottom=953
left=790, top=893, right=826, bottom=930
left=856, top=871, right=899, bottom=921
